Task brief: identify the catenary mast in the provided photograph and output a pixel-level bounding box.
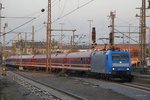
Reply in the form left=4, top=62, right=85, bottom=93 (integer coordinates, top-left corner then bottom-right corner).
left=46, top=0, right=51, bottom=72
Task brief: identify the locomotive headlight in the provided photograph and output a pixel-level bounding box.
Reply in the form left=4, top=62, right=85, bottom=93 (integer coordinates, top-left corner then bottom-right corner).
left=126, top=68, right=129, bottom=70
left=112, top=68, right=115, bottom=70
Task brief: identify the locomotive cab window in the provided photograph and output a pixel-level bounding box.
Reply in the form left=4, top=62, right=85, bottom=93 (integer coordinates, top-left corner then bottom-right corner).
left=112, top=54, right=129, bottom=61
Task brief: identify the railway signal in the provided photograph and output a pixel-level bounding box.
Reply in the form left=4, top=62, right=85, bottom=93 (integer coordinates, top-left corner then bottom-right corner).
left=92, top=27, right=96, bottom=43
left=91, top=27, right=97, bottom=49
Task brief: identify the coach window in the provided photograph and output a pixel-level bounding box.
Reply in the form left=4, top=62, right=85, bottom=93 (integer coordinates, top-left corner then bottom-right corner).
left=81, top=58, right=83, bottom=64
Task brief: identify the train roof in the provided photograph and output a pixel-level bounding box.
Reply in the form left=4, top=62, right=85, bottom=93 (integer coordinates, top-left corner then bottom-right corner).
left=33, top=53, right=68, bottom=58
left=105, top=50, right=130, bottom=55
left=7, top=55, right=34, bottom=59
left=34, top=54, right=46, bottom=58
left=6, top=50, right=130, bottom=60
left=52, top=53, right=68, bottom=58
left=67, top=51, right=93, bottom=58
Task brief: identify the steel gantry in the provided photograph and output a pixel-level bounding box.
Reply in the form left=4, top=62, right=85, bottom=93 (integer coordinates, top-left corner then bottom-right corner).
left=51, top=29, right=76, bottom=50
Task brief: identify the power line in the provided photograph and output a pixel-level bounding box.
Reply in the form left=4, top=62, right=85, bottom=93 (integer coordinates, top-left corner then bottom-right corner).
left=1, top=17, right=35, bottom=19
left=4, top=0, right=95, bottom=47
left=114, top=28, right=139, bottom=43
left=0, top=17, right=36, bottom=36
left=59, top=0, right=68, bottom=17
left=34, top=0, right=95, bottom=36
left=52, top=0, right=95, bottom=23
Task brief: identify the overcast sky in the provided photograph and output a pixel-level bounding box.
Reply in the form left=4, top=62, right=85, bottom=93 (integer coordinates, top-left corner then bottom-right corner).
left=1, top=0, right=148, bottom=45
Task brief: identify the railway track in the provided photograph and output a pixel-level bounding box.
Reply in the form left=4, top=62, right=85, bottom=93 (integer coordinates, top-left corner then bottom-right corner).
left=122, top=82, right=150, bottom=92
left=70, top=77, right=150, bottom=93
left=6, top=70, right=150, bottom=100
left=7, top=71, right=87, bottom=100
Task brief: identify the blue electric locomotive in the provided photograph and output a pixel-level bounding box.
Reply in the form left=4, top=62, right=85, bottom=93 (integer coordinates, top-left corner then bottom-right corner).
left=90, top=50, right=131, bottom=80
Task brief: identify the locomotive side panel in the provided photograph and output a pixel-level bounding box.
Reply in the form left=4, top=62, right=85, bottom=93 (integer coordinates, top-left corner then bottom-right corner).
left=91, top=53, right=105, bottom=73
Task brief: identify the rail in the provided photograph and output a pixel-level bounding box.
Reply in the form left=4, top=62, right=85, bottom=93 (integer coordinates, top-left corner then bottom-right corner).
left=7, top=71, right=87, bottom=100
left=122, top=82, right=150, bottom=92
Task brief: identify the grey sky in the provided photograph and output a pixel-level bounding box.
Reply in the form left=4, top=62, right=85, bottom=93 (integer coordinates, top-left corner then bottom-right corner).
left=1, top=0, right=146, bottom=45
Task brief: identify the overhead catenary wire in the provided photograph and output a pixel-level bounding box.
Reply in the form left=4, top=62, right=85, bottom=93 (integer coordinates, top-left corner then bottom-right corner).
left=52, top=0, right=95, bottom=23
left=0, top=17, right=36, bottom=37
left=59, top=0, right=68, bottom=17
left=30, top=0, right=95, bottom=39
left=114, top=28, right=139, bottom=43
left=4, top=0, right=95, bottom=46
left=2, top=0, right=57, bottom=34
left=6, top=0, right=57, bottom=34
left=2, top=17, right=35, bottom=19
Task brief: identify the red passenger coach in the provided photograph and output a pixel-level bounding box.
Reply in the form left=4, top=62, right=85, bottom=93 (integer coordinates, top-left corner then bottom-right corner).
left=6, top=51, right=93, bottom=71
left=33, top=54, right=47, bottom=67
left=21, top=55, right=35, bottom=67
left=6, top=55, right=34, bottom=68
left=66, top=51, right=92, bottom=71
left=51, top=53, right=68, bottom=67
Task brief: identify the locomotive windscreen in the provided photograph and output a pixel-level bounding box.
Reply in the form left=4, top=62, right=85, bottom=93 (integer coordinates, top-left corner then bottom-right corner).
left=112, top=54, right=129, bottom=61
